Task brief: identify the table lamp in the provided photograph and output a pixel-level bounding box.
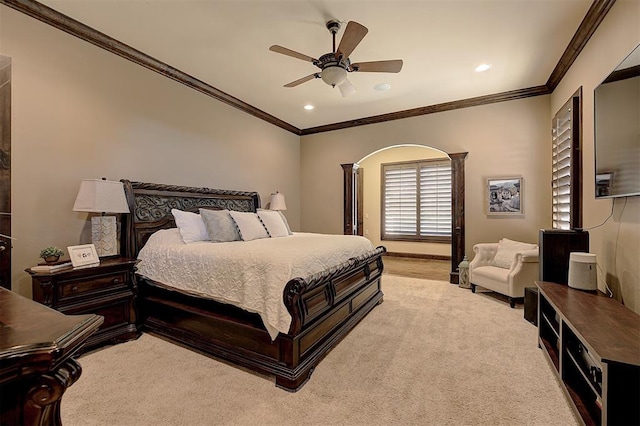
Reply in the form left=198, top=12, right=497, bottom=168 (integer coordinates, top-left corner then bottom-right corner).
left=73, top=178, right=130, bottom=257
left=270, top=192, right=287, bottom=211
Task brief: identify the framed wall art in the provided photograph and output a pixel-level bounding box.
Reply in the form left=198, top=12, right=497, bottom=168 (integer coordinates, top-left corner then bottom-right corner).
left=67, top=243, right=100, bottom=267
left=486, top=177, right=523, bottom=216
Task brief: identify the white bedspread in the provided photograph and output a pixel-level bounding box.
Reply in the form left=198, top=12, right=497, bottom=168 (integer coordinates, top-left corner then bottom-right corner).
left=136, top=229, right=375, bottom=340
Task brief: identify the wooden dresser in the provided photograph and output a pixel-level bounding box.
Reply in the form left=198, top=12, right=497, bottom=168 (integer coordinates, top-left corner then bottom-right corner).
left=27, top=257, right=139, bottom=352
left=536, top=281, right=640, bottom=426
left=0, top=287, right=103, bottom=425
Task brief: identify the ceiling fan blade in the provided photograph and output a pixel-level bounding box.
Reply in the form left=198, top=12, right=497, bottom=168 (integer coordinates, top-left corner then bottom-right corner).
left=338, top=78, right=356, bottom=97
left=269, top=45, right=317, bottom=63
left=351, top=60, right=403, bottom=73
left=336, top=21, right=368, bottom=59
left=284, top=73, right=319, bottom=88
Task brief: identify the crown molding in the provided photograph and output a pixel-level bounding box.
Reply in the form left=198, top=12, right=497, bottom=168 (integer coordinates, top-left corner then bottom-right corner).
left=300, top=86, right=550, bottom=135
left=0, top=0, right=301, bottom=135
left=546, top=0, right=617, bottom=91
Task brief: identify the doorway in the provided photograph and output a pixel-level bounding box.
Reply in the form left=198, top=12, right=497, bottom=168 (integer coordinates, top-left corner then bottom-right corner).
left=343, top=145, right=467, bottom=283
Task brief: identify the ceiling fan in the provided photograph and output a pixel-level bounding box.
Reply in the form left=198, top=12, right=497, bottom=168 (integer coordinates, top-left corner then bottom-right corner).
left=269, top=20, right=403, bottom=97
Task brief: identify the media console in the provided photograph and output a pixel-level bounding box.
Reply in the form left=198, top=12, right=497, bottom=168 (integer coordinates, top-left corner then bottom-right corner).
left=536, top=281, right=640, bottom=426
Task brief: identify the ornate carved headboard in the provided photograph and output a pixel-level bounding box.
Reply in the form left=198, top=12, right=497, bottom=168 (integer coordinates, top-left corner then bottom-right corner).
left=120, top=180, right=260, bottom=259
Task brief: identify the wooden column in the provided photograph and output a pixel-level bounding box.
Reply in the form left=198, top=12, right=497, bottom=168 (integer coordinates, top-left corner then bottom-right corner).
left=341, top=164, right=355, bottom=235
left=0, top=56, right=11, bottom=290
left=449, top=152, right=468, bottom=284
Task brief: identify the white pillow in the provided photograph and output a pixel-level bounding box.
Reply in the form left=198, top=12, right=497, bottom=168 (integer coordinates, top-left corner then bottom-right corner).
left=199, top=209, right=240, bottom=243
left=171, top=209, right=209, bottom=244
left=257, top=210, right=290, bottom=238
left=492, top=238, right=538, bottom=269
left=228, top=211, right=269, bottom=241
left=278, top=211, right=293, bottom=235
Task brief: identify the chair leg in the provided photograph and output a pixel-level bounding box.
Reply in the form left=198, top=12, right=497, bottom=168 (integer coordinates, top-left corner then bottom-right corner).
left=471, top=284, right=476, bottom=293
left=509, top=297, right=524, bottom=308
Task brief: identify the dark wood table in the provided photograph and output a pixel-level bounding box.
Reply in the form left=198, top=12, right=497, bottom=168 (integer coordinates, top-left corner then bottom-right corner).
left=537, top=281, right=640, bottom=426
left=0, top=287, right=103, bottom=425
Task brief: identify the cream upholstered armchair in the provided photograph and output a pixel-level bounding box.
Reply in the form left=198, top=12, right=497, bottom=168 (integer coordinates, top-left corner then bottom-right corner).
left=469, top=238, right=539, bottom=308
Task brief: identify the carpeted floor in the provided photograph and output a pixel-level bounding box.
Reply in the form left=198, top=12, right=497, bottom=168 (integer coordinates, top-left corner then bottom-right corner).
left=62, top=275, right=578, bottom=426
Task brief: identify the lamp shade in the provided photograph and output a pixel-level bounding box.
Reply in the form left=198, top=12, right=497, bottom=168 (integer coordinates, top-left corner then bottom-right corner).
left=321, top=65, right=347, bottom=87
left=73, top=179, right=130, bottom=213
left=270, top=192, right=287, bottom=211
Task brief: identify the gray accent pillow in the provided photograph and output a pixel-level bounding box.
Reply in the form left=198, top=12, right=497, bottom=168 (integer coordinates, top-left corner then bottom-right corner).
left=199, top=209, right=240, bottom=243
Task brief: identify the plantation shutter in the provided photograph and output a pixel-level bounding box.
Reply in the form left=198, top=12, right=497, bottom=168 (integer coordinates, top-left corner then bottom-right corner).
left=551, top=91, right=582, bottom=230
left=383, top=165, right=417, bottom=236
left=420, top=161, right=452, bottom=236
left=552, top=106, right=572, bottom=229
left=382, top=159, right=451, bottom=241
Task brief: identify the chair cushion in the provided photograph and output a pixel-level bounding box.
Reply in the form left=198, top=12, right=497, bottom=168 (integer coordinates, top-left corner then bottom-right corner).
left=471, top=265, right=511, bottom=293
left=491, top=238, right=538, bottom=269
left=473, top=265, right=511, bottom=281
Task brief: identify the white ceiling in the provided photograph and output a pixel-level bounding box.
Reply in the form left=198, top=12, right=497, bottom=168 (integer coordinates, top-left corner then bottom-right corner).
left=39, top=0, right=593, bottom=130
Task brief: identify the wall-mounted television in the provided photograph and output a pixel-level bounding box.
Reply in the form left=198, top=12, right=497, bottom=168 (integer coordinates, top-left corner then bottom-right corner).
left=594, top=44, right=640, bottom=199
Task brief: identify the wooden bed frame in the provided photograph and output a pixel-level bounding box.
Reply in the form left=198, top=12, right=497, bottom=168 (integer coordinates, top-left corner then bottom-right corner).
left=120, top=180, right=385, bottom=391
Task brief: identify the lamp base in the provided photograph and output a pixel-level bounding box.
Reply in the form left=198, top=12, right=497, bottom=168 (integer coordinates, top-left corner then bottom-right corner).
left=91, top=216, right=118, bottom=257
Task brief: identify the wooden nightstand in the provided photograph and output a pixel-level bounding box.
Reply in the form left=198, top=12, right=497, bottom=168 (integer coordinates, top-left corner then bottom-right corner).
left=27, top=257, right=140, bottom=352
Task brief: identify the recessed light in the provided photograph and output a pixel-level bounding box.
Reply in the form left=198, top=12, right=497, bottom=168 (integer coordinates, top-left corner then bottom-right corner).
left=374, top=83, right=391, bottom=92
left=475, top=63, right=492, bottom=72
left=303, top=104, right=314, bottom=110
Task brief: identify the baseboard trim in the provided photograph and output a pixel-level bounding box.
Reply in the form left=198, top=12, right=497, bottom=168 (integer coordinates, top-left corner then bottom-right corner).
left=384, top=252, right=451, bottom=261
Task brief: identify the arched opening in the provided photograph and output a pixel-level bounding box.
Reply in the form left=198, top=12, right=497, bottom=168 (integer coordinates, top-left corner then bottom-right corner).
left=342, top=144, right=467, bottom=283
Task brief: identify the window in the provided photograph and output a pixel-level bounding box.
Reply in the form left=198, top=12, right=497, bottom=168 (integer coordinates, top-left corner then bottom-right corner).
left=551, top=89, right=582, bottom=230
left=382, top=159, right=451, bottom=242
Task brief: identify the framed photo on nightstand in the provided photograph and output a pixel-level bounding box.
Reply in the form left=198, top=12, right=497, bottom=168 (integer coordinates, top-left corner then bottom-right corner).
left=67, top=244, right=100, bottom=267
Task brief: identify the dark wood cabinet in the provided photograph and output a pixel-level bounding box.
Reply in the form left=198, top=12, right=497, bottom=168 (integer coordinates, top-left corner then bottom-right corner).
left=537, top=281, right=640, bottom=426
left=27, top=258, right=140, bottom=351
left=0, top=287, right=103, bottom=426
left=538, top=229, right=589, bottom=285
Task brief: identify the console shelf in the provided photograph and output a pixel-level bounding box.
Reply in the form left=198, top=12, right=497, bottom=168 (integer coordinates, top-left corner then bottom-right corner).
left=536, top=281, right=640, bottom=426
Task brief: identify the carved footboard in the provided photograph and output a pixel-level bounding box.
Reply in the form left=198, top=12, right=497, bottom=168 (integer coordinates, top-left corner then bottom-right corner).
left=276, top=246, right=386, bottom=389
left=285, top=247, right=386, bottom=336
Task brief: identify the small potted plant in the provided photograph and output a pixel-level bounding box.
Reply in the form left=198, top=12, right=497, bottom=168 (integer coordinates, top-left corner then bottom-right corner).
left=40, top=246, right=65, bottom=264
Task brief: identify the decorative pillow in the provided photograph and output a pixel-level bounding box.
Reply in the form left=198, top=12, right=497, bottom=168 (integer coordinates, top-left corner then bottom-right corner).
left=492, top=238, right=538, bottom=269
left=228, top=211, right=269, bottom=241
left=199, top=209, right=241, bottom=243
left=278, top=211, right=293, bottom=235
left=257, top=210, right=290, bottom=238
left=171, top=209, right=209, bottom=244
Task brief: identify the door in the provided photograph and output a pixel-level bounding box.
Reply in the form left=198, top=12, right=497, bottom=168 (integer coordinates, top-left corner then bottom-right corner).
left=341, top=163, right=363, bottom=236
left=0, top=56, right=11, bottom=289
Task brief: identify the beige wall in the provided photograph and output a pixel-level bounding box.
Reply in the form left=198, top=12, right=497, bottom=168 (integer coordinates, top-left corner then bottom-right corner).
left=358, top=145, right=450, bottom=257
left=551, top=0, right=640, bottom=312
left=301, top=95, right=552, bottom=258
left=1, top=7, right=300, bottom=296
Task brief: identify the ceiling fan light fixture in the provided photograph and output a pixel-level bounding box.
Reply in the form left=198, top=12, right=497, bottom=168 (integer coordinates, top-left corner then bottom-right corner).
left=321, top=65, right=347, bottom=87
